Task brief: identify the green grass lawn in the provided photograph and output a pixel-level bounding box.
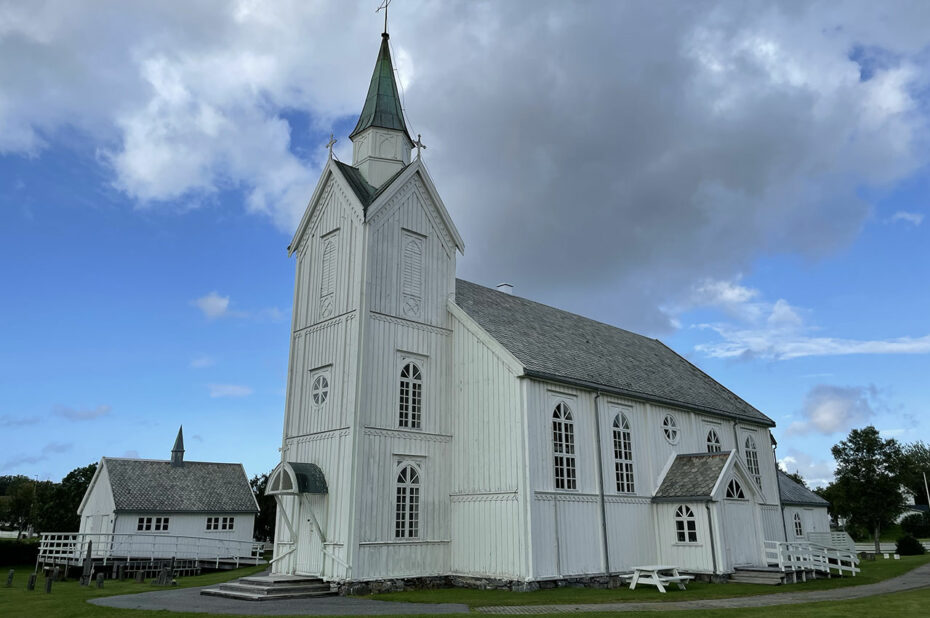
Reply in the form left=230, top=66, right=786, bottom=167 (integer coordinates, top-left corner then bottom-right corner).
left=1, top=556, right=927, bottom=618
left=0, top=563, right=267, bottom=618
left=365, top=554, right=930, bottom=607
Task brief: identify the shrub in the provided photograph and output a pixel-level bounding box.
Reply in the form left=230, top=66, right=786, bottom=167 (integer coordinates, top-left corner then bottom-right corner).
left=895, top=534, right=926, bottom=556
left=900, top=512, right=930, bottom=538
left=0, top=539, right=40, bottom=566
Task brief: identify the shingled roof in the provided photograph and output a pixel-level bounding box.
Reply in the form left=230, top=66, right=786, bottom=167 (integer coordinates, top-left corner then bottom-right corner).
left=777, top=470, right=829, bottom=507
left=454, top=279, right=774, bottom=426
left=333, top=160, right=409, bottom=212
left=103, top=458, right=258, bottom=513
left=654, top=452, right=731, bottom=501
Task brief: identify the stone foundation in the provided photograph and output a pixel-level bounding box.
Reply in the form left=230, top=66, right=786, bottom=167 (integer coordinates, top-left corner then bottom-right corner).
left=338, top=574, right=633, bottom=596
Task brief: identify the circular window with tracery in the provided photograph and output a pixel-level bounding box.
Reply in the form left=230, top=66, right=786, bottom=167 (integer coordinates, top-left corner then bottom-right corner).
left=311, top=374, right=329, bottom=406
left=662, top=415, right=679, bottom=444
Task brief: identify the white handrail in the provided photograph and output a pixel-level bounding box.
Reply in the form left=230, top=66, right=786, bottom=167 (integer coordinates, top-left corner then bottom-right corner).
left=37, top=532, right=263, bottom=567
left=763, top=539, right=860, bottom=578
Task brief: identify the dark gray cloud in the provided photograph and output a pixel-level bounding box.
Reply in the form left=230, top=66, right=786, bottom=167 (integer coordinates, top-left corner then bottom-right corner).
left=1, top=0, right=928, bottom=331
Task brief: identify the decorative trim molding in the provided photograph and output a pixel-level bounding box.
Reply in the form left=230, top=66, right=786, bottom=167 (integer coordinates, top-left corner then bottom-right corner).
left=359, top=540, right=450, bottom=546
left=534, top=491, right=600, bottom=504
left=450, top=491, right=518, bottom=503
left=364, top=426, right=452, bottom=443
left=286, top=427, right=351, bottom=444
left=604, top=495, right=652, bottom=505
left=294, top=312, right=353, bottom=337
left=370, top=311, right=451, bottom=335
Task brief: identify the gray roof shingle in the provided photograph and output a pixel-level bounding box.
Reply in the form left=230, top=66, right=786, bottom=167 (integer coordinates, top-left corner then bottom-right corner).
left=454, top=279, right=773, bottom=426
left=777, top=471, right=829, bottom=507
left=334, top=160, right=410, bottom=213
left=654, top=452, right=731, bottom=500
left=104, top=458, right=258, bottom=514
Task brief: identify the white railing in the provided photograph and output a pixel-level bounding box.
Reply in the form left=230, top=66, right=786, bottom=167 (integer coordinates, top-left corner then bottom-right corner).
left=37, top=532, right=264, bottom=568
left=763, top=540, right=860, bottom=578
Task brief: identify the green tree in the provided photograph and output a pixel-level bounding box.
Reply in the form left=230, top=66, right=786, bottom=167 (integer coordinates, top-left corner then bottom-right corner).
left=33, top=463, right=97, bottom=533
left=784, top=470, right=808, bottom=488
left=831, top=426, right=905, bottom=553
left=898, top=441, right=930, bottom=506
left=250, top=472, right=276, bottom=542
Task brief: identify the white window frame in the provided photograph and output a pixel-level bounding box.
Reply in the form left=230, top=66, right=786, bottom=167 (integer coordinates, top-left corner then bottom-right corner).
left=706, top=428, right=722, bottom=453
left=794, top=512, right=803, bottom=538
left=725, top=478, right=746, bottom=500
left=744, top=435, right=762, bottom=488
left=675, top=505, right=698, bottom=544
left=309, top=366, right=331, bottom=408
left=137, top=516, right=152, bottom=531
left=662, top=414, right=679, bottom=445
left=612, top=413, right=634, bottom=493
left=394, top=462, right=420, bottom=539
left=398, top=359, right=423, bottom=429
left=552, top=402, right=577, bottom=490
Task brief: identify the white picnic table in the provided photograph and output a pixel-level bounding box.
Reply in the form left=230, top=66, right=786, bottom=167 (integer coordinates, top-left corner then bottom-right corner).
left=628, top=565, right=693, bottom=593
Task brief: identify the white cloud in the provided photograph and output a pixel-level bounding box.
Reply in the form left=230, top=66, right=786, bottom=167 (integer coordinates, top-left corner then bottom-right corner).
left=787, top=384, right=878, bottom=435
left=1, top=442, right=74, bottom=472
left=0, top=414, right=41, bottom=427
left=889, top=210, right=924, bottom=226
left=1, top=2, right=929, bottom=329
left=53, top=404, right=112, bottom=421
left=193, top=292, right=230, bottom=319
left=207, top=383, right=253, bottom=398
left=189, top=355, right=215, bottom=369
left=777, top=449, right=836, bottom=489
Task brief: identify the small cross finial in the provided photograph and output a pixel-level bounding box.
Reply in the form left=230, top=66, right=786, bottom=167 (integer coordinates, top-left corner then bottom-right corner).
left=325, top=133, right=337, bottom=158
left=414, top=133, right=426, bottom=158
left=376, top=0, right=392, bottom=35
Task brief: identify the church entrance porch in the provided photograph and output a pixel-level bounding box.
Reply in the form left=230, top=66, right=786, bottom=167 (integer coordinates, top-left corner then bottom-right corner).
left=267, top=461, right=330, bottom=578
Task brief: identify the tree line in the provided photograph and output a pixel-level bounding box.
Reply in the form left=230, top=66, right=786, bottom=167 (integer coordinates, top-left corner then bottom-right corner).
left=0, top=463, right=97, bottom=538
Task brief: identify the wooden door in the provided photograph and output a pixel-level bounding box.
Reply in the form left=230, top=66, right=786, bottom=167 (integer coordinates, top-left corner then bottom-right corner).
left=724, top=500, right=760, bottom=567
left=295, top=495, right=323, bottom=575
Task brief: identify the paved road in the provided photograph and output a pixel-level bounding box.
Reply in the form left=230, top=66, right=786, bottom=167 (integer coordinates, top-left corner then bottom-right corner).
left=90, top=586, right=469, bottom=615
left=91, top=563, right=930, bottom=616
left=477, top=562, right=930, bottom=614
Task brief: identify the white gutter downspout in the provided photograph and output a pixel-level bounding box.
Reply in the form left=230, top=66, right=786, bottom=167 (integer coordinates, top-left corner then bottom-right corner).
left=593, top=393, right=610, bottom=576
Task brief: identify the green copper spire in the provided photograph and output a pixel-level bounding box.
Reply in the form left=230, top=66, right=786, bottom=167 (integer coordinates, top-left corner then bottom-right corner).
left=350, top=33, right=412, bottom=143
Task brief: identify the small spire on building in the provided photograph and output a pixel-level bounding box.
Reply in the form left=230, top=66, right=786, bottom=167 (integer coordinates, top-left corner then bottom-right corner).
left=171, top=425, right=185, bottom=467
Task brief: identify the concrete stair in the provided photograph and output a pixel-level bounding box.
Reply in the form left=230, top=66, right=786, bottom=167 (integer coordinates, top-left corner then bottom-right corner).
left=201, top=574, right=337, bottom=601
left=729, top=566, right=787, bottom=585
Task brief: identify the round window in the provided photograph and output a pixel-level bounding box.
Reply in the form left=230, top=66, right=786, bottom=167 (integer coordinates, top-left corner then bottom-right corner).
left=662, top=415, right=679, bottom=444
left=311, top=375, right=329, bottom=406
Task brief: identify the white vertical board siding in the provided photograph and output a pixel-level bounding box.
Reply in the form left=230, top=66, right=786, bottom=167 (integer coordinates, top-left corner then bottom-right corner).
left=655, top=502, right=715, bottom=573
left=762, top=504, right=786, bottom=542
left=366, top=174, right=456, bottom=329
left=449, top=311, right=525, bottom=578
left=737, top=426, right=779, bottom=507
left=78, top=462, right=115, bottom=533
left=784, top=506, right=831, bottom=539
left=604, top=499, right=657, bottom=571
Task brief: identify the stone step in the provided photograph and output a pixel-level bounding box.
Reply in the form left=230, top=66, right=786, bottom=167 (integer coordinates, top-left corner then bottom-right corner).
left=201, top=587, right=337, bottom=601
left=216, top=581, right=332, bottom=595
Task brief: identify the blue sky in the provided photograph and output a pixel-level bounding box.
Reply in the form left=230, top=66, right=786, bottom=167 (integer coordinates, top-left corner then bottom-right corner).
left=1, top=1, right=929, bottom=488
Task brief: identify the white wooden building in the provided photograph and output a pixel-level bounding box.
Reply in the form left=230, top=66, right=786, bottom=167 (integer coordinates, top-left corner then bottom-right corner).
left=269, top=31, right=790, bottom=585
left=73, top=427, right=259, bottom=562
left=776, top=471, right=831, bottom=541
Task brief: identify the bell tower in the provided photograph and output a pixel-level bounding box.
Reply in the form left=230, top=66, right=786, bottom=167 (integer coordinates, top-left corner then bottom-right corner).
left=349, top=32, right=414, bottom=187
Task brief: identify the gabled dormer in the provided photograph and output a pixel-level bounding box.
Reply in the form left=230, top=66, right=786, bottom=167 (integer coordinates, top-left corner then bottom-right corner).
left=349, top=33, right=414, bottom=188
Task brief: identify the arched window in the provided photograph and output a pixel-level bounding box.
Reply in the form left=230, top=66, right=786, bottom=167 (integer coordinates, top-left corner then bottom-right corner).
left=725, top=478, right=745, bottom=499
left=311, top=374, right=329, bottom=406
left=612, top=414, right=634, bottom=493
left=552, top=402, right=576, bottom=490
left=398, top=362, right=422, bottom=429
left=662, top=415, right=679, bottom=444
left=675, top=505, right=697, bottom=543
left=395, top=463, right=420, bottom=538
left=744, top=436, right=761, bottom=488
left=319, top=238, right=336, bottom=318
left=706, top=429, right=721, bottom=453
left=794, top=513, right=803, bottom=538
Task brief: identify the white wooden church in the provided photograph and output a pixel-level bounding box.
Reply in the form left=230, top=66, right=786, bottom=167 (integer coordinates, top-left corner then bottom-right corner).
left=268, top=30, right=797, bottom=586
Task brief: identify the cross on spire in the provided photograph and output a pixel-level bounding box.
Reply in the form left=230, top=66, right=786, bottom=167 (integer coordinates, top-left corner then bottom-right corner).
left=376, top=0, right=392, bottom=35
left=414, top=133, right=426, bottom=159
left=325, top=133, right=337, bottom=158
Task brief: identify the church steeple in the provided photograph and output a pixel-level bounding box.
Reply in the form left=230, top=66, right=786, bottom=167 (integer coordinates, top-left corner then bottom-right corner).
left=350, top=33, right=414, bottom=187
left=171, top=425, right=185, bottom=467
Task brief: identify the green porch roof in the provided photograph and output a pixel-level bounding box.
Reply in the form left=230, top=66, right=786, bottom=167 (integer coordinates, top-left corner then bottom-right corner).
left=350, top=33, right=412, bottom=143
